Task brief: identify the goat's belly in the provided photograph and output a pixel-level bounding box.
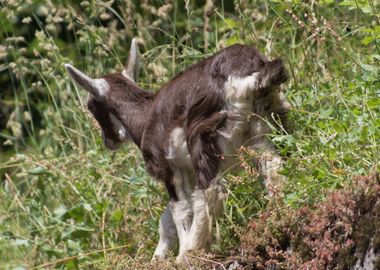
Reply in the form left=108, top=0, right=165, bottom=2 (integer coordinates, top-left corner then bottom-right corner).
left=165, top=117, right=255, bottom=175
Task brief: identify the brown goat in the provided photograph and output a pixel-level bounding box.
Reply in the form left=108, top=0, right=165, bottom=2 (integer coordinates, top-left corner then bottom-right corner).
left=65, top=39, right=290, bottom=263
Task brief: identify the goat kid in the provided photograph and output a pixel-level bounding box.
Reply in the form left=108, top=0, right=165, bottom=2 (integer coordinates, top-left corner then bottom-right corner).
left=65, top=39, right=290, bottom=263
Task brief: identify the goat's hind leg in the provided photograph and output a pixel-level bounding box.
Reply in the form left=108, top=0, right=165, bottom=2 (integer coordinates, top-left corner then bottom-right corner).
left=177, top=133, right=226, bottom=261
left=152, top=204, right=178, bottom=260
left=171, top=199, right=192, bottom=262
left=169, top=169, right=194, bottom=263
left=186, top=180, right=226, bottom=252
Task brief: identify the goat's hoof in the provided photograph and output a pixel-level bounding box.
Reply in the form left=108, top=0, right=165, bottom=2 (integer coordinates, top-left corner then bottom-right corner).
left=151, top=254, right=163, bottom=262
left=175, top=253, right=189, bottom=265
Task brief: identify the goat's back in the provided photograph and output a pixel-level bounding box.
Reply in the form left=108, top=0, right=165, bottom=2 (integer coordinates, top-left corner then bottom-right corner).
left=140, top=44, right=270, bottom=182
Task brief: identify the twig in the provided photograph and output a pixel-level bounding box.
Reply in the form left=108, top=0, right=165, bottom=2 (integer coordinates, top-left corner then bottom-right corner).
left=102, top=211, right=106, bottom=258
left=203, top=0, right=214, bottom=51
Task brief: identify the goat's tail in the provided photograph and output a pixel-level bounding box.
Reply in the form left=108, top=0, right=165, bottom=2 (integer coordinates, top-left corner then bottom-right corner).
left=259, top=58, right=289, bottom=88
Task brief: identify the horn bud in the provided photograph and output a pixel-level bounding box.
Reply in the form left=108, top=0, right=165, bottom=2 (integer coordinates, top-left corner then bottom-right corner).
left=65, top=64, right=109, bottom=98
left=123, top=38, right=141, bottom=82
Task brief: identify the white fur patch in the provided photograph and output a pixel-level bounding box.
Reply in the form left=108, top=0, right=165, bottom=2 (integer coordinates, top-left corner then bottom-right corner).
left=174, top=183, right=226, bottom=263
left=166, top=127, right=192, bottom=168
left=170, top=198, right=193, bottom=259
left=94, top=78, right=109, bottom=97
left=218, top=74, right=261, bottom=167
left=172, top=168, right=195, bottom=204
left=169, top=168, right=196, bottom=262
left=153, top=204, right=178, bottom=260
left=186, top=189, right=212, bottom=251
left=224, top=73, right=260, bottom=101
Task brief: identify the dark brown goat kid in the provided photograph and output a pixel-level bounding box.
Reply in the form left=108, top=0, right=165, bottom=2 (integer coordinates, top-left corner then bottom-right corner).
left=65, top=39, right=290, bottom=263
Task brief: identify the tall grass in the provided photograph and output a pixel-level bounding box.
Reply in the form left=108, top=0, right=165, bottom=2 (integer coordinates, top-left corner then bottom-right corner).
left=0, top=0, right=379, bottom=269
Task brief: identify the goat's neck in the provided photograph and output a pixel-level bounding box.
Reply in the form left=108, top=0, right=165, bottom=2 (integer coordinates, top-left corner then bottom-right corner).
left=111, top=86, right=153, bottom=148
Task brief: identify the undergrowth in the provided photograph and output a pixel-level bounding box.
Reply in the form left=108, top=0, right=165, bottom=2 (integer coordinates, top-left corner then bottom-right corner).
left=0, top=1, right=379, bottom=269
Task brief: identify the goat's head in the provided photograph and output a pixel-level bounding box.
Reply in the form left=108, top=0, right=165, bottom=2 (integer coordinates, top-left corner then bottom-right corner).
left=254, top=59, right=291, bottom=129
left=65, top=39, right=141, bottom=150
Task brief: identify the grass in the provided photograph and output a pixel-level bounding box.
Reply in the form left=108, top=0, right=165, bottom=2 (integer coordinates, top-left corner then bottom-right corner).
left=0, top=1, right=379, bottom=269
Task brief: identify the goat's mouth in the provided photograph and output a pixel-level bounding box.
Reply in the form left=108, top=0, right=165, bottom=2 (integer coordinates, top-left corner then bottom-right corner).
left=276, top=109, right=289, bottom=117
left=104, top=139, right=121, bottom=150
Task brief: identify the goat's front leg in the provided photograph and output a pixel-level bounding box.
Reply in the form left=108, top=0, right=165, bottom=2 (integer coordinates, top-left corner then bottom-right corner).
left=257, top=151, right=284, bottom=193
left=254, top=139, right=286, bottom=195
left=152, top=204, right=178, bottom=260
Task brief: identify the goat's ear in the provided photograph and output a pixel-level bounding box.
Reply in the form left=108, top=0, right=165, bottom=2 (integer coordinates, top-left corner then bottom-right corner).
left=259, top=59, right=289, bottom=88
left=123, top=38, right=141, bottom=83
left=65, top=64, right=109, bottom=99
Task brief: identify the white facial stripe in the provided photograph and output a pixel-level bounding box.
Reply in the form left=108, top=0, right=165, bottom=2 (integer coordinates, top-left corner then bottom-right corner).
left=109, top=113, right=127, bottom=140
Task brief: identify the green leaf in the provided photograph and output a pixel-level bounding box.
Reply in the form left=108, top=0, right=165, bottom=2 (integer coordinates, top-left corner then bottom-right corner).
left=28, top=166, right=48, bottom=175
left=224, top=18, right=239, bottom=29
left=319, top=109, right=333, bottom=119
left=83, top=203, right=93, bottom=212
left=367, top=98, right=380, bottom=109
left=64, top=259, right=78, bottom=270
left=111, top=209, right=124, bottom=223
left=361, top=36, right=375, bottom=45
left=226, top=36, right=240, bottom=46
left=360, top=63, right=376, bottom=72
left=67, top=239, right=80, bottom=250
left=54, top=205, right=67, bottom=218
left=62, top=227, right=76, bottom=239
left=11, top=239, right=28, bottom=246
left=360, top=6, right=372, bottom=14
left=362, top=28, right=375, bottom=34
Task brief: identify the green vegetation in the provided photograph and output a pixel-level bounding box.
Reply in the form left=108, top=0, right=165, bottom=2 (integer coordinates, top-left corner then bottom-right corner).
left=0, top=0, right=379, bottom=269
